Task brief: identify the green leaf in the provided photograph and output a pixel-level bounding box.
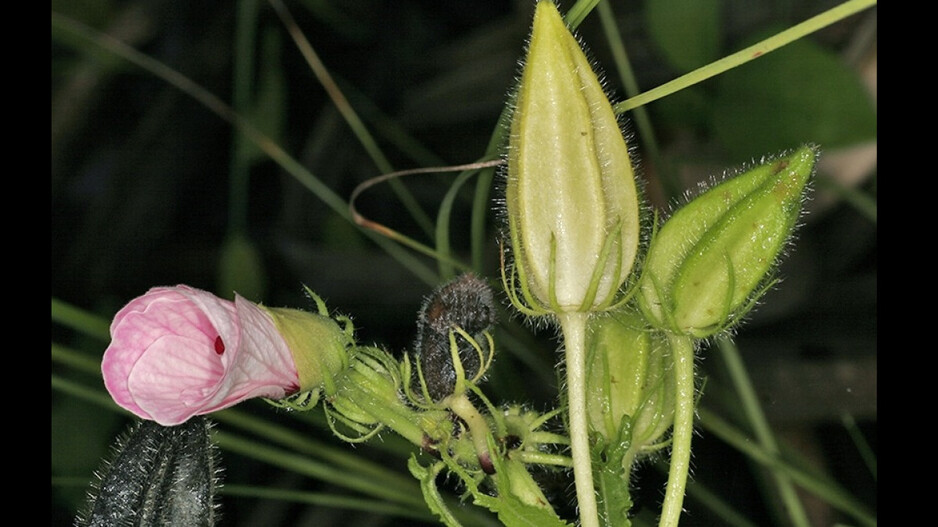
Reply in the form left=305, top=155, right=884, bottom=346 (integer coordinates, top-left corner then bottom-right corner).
left=408, top=456, right=464, bottom=527
left=593, top=422, right=634, bottom=527
left=439, top=444, right=573, bottom=527
left=645, top=0, right=722, bottom=72
left=474, top=489, right=572, bottom=527
left=713, top=31, right=876, bottom=161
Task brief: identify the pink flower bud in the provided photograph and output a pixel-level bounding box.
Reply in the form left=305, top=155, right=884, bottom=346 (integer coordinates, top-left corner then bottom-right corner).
left=102, top=285, right=300, bottom=426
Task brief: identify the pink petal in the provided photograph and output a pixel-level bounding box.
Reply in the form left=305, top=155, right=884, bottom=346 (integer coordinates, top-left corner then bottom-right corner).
left=102, top=286, right=299, bottom=426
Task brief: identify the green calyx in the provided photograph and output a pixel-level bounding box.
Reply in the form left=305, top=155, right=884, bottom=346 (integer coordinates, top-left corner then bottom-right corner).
left=505, top=0, right=640, bottom=314
left=264, top=300, right=354, bottom=396
left=639, top=145, right=818, bottom=337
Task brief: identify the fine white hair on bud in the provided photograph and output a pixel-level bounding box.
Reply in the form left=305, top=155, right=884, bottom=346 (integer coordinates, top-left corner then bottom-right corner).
left=638, top=145, right=819, bottom=337
left=502, top=0, right=642, bottom=317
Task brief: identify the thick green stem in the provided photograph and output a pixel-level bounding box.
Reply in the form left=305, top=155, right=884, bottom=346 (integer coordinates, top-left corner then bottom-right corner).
left=558, top=312, right=600, bottom=527
left=659, top=333, right=696, bottom=527
left=340, top=376, right=426, bottom=448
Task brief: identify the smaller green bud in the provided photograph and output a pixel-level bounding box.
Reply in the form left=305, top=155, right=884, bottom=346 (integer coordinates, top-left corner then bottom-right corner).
left=504, top=0, right=641, bottom=314
left=638, top=145, right=818, bottom=337
left=586, top=310, right=674, bottom=454
left=263, top=303, right=353, bottom=395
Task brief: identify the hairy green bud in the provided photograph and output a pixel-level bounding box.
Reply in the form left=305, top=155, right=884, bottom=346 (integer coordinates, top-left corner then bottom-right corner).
left=639, top=145, right=818, bottom=337
left=504, top=0, right=640, bottom=314
left=586, top=310, right=674, bottom=454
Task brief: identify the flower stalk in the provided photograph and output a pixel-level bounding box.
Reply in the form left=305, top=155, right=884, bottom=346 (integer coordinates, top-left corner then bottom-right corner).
left=659, top=333, right=696, bottom=527
left=558, top=311, right=600, bottom=527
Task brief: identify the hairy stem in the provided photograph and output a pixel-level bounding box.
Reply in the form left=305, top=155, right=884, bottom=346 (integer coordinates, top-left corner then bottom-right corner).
left=558, top=312, right=599, bottom=527
left=659, top=333, right=696, bottom=527
left=448, top=393, right=494, bottom=473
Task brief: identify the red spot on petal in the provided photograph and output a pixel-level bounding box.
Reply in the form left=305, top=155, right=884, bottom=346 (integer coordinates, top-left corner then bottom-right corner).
left=214, top=336, right=226, bottom=355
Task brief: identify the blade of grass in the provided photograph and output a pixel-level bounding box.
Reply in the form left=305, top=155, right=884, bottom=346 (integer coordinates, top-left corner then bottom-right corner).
left=228, top=0, right=260, bottom=236
left=266, top=0, right=434, bottom=238
left=435, top=158, right=502, bottom=280
left=470, top=107, right=511, bottom=273
left=51, top=298, right=111, bottom=341
left=349, top=161, right=502, bottom=275
left=716, top=337, right=810, bottom=527
left=336, top=76, right=448, bottom=168
left=52, top=343, right=102, bottom=376
left=221, top=484, right=435, bottom=522
left=51, top=11, right=439, bottom=287
left=51, top=374, right=428, bottom=515
left=564, top=0, right=600, bottom=28
left=614, top=0, right=877, bottom=113
left=50, top=354, right=446, bottom=525
left=212, top=408, right=417, bottom=492
left=214, top=430, right=425, bottom=509
left=841, top=413, right=877, bottom=481
left=52, top=374, right=121, bottom=412
left=596, top=0, right=677, bottom=199
left=698, top=407, right=877, bottom=527
left=659, top=459, right=758, bottom=527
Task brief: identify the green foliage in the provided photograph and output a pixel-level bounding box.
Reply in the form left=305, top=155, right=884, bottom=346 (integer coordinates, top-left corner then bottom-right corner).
left=218, top=233, right=268, bottom=301
left=240, top=28, right=287, bottom=166
left=645, top=0, right=722, bottom=72
left=713, top=32, right=877, bottom=160
left=410, top=458, right=466, bottom=527
left=443, top=449, right=574, bottom=527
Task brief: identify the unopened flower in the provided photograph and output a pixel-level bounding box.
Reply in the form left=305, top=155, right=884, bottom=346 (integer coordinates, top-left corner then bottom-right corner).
left=102, top=285, right=351, bottom=426
left=585, top=310, right=674, bottom=455
left=638, top=145, right=818, bottom=337
left=504, top=0, right=641, bottom=314
left=77, top=416, right=220, bottom=526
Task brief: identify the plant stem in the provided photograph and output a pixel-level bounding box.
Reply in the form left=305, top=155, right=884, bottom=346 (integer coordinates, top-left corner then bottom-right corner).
left=557, top=312, right=599, bottom=527
left=659, top=333, right=695, bottom=527
left=448, top=393, right=494, bottom=472
left=342, top=374, right=426, bottom=448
